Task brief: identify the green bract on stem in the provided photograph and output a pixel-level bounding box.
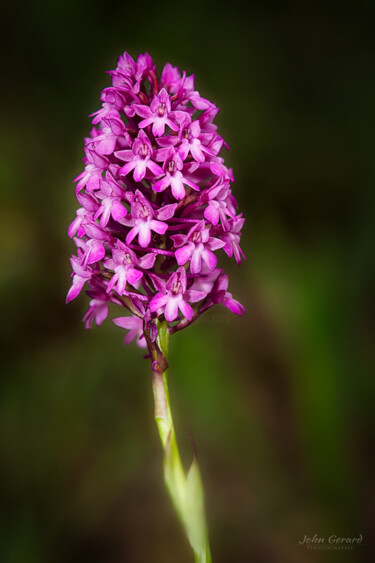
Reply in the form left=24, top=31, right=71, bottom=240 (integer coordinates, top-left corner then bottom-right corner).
left=149, top=320, right=212, bottom=563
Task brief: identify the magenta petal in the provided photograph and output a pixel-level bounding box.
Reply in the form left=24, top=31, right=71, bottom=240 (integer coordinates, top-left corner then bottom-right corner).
left=134, top=105, right=152, bottom=119
left=113, top=316, right=141, bottom=329
left=126, top=226, right=139, bottom=245
left=87, top=241, right=105, bottom=264
left=115, top=267, right=128, bottom=294
left=153, top=176, right=170, bottom=193
left=152, top=120, right=166, bottom=137
left=127, top=267, right=143, bottom=285
left=178, top=299, right=194, bottom=321
left=66, top=277, right=85, bottom=303
left=150, top=293, right=168, bottom=312
left=149, top=273, right=166, bottom=292
left=68, top=216, right=82, bottom=238
left=95, top=304, right=109, bottom=325
left=138, top=223, right=151, bottom=247
left=191, top=142, right=205, bottom=163
left=99, top=205, right=111, bottom=228
left=156, top=203, right=178, bottom=221
left=223, top=295, right=246, bottom=315
left=171, top=234, right=186, bottom=248
left=202, top=249, right=217, bottom=271
left=137, top=334, right=147, bottom=348
left=138, top=117, right=154, bottom=130
left=170, top=175, right=186, bottom=200
left=208, top=237, right=226, bottom=251
left=164, top=297, right=179, bottom=322
left=133, top=160, right=147, bottom=182
left=204, top=205, right=219, bottom=225
left=190, top=121, right=201, bottom=137
left=120, top=161, right=136, bottom=176
left=190, top=249, right=202, bottom=274
left=115, top=149, right=133, bottom=162
left=82, top=222, right=107, bottom=240
left=124, top=329, right=137, bottom=345
left=185, top=289, right=207, bottom=303
left=147, top=160, right=164, bottom=177
left=111, top=200, right=127, bottom=221
left=175, top=244, right=194, bottom=265
left=149, top=220, right=168, bottom=235
left=96, top=136, right=116, bottom=155
left=139, top=253, right=156, bottom=269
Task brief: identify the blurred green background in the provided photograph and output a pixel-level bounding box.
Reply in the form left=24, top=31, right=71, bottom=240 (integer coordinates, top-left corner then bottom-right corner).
left=1, top=1, right=374, bottom=562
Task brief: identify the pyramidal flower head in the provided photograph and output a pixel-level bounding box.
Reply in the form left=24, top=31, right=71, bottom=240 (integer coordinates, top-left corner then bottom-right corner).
left=67, top=51, right=245, bottom=350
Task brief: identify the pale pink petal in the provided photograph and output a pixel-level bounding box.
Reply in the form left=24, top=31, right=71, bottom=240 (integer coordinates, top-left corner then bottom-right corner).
left=152, top=119, right=166, bottom=137
left=164, top=296, right=179, bottom=322
left=133, top=160, right=147, bottom=182
left=170, top=175, right=186, bottom=200
left=96, top=135, right=116, bottom=155
left=138, top=223, right=152, bottom=247
left=190, top=248, right=202, bottom=274
left=119, top=268, right=131, bottom=294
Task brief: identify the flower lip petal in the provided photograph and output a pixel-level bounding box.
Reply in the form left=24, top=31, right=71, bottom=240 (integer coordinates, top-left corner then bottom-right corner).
left=164, top=295, right=180, bottom=322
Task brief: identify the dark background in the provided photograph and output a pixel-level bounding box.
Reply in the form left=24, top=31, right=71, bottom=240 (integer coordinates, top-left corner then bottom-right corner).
left=1, top=1, right=374, bottom=562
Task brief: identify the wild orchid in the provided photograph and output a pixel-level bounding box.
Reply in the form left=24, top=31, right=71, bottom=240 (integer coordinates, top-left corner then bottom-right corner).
left=67, top=51, right=245, bottom=563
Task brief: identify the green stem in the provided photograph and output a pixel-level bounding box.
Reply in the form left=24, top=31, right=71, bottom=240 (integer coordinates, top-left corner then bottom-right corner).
left=151, top=321, right=212, bottom=563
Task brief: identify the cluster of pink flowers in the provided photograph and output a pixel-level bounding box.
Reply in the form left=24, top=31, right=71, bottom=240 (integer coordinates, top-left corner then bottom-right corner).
left=67, top=52, right=245, bottom=351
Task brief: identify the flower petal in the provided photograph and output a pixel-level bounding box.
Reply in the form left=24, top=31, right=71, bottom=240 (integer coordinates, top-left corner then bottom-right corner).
left=175, top=244, right=194, bottom=265
left=150, top=292, right=169, bottom=312
left=164, top=296, right=179, bottom=322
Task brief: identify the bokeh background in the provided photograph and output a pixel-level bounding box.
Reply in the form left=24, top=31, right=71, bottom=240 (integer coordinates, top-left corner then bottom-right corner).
left=1, top=1, right=374, bottom=562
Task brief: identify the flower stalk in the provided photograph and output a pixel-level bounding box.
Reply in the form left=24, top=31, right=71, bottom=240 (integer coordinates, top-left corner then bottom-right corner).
left=151, top=321, right=212, bottom=563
